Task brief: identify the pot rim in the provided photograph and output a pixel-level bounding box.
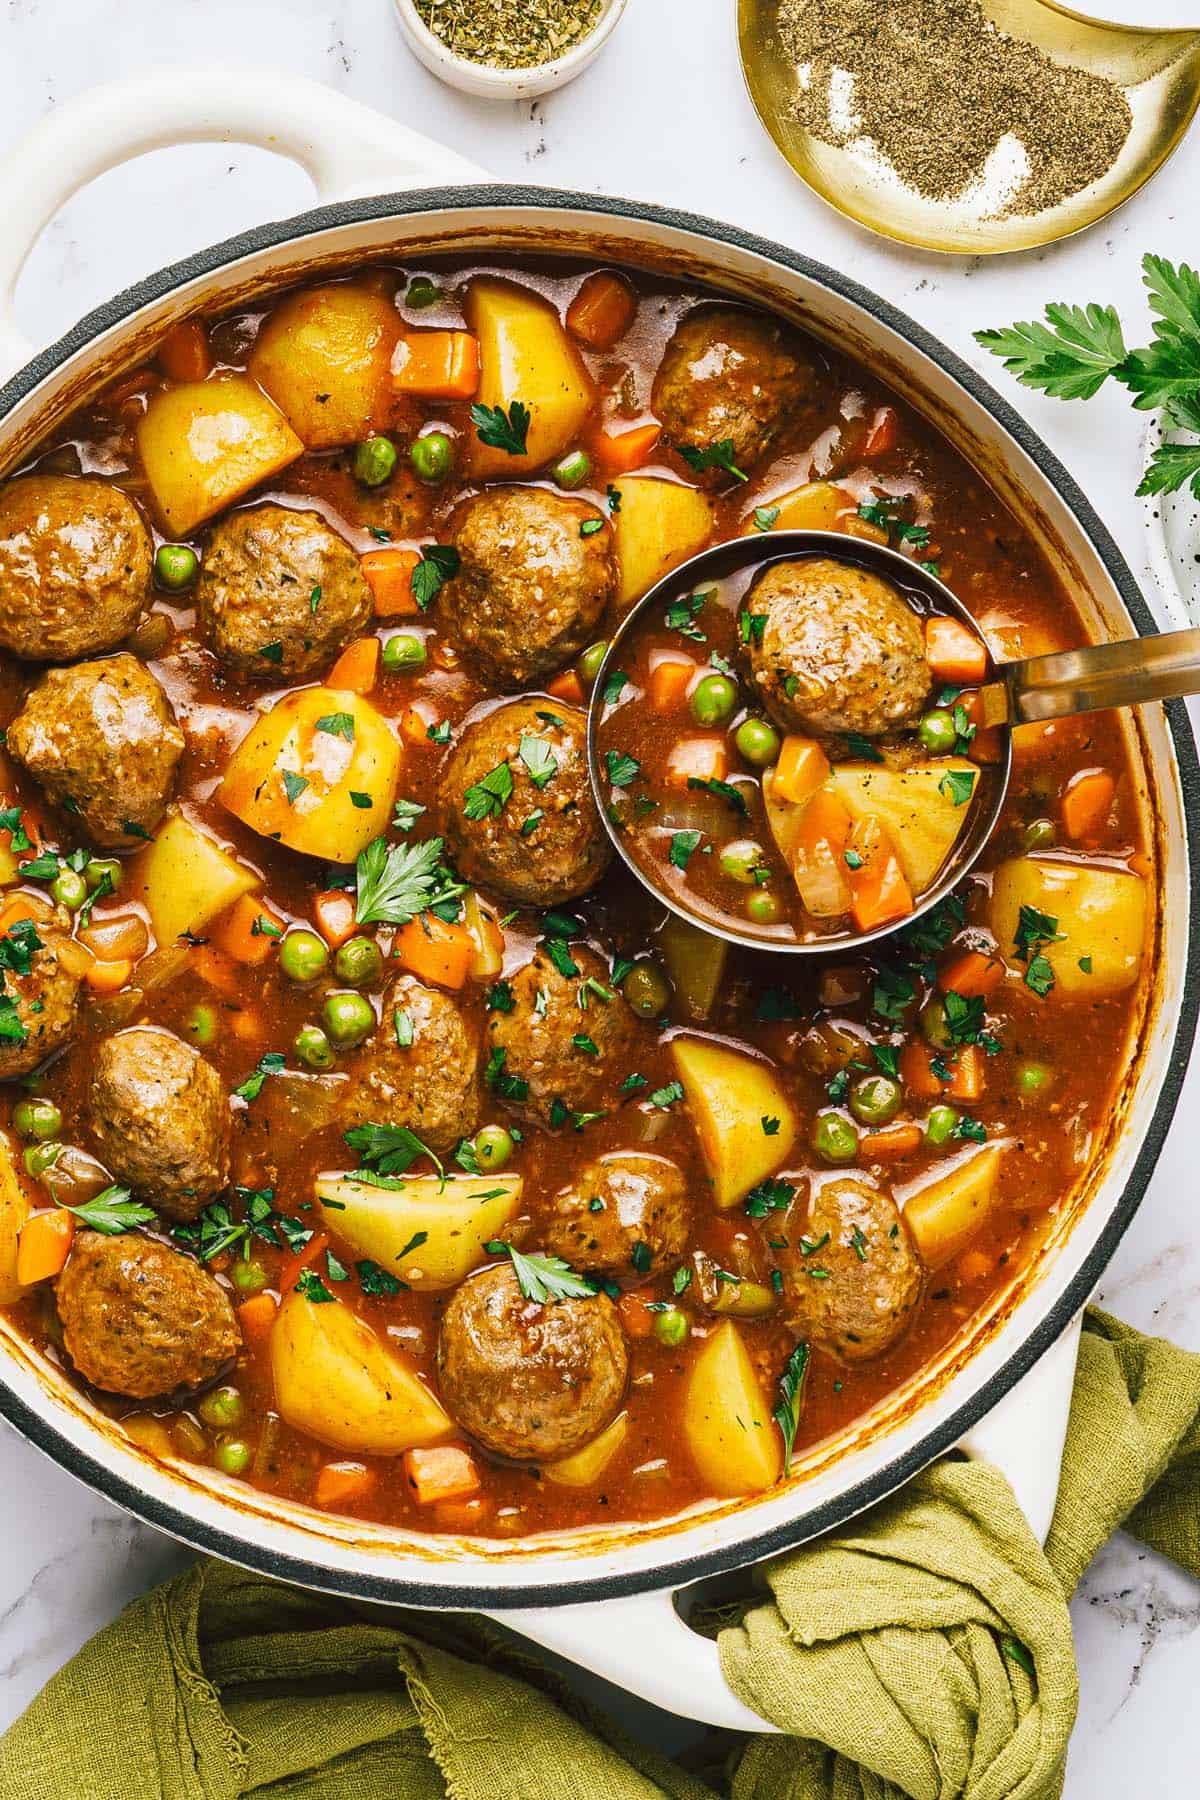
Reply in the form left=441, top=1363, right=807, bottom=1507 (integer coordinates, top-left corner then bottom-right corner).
left=0, top=182, right=1196, bottom=1609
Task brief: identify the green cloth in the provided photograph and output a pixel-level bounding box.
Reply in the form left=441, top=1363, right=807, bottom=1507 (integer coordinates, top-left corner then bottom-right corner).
left=3, top=1307, right=1198, bottom=1800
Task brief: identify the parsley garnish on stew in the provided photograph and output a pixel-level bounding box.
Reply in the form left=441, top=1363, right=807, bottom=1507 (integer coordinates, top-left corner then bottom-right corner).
left=1013, top=903, right=1065, bottom=997
left=752, top=505, right=781, bottom=532
left=518, top=735, right=558, bottom=790
left=411, top=545, right=461, bottom=610
left=64, top=1187, right=158, bottom=1235
left=463, top=761, right=514, bottom=821
left=314, top=711, right=355, bottom=741
left=686, top=775, right=748, bottom=815
left=679, top=439, right=748, bottom=482
left=234, top=1051, right=286, bottom=1102
left=773, top=1341, right=811, bottom=1469
left=470, top=400, right=530, bottom=457
left=605, top=749, right=641, bottom=788
left=344, top=1122, right=440, bottom=1177
left=485, top=1240, right=596, bottom=1303
left=354, top=835, right=460, bottom=926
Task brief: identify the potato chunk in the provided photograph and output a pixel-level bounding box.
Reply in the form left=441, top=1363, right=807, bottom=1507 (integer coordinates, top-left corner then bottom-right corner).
left=826, top=760, right=978, bottom=895
left=0, top=1134, right=30, bottom=1305
left=743, top=480, right=849, bottom=534
left=136, top=374, right=303, bottom=535
left=132, top=812, right=259, bottom=947
left=989, top=856, right=1147, bottom=997
left=901, top=1144, right=1003, bottom=1269
left=682, top=1320, right=781, bottom=1496
left=544, top=1410, right=629, bottom=1487
left=671, top=1036, right=796, bottom=1208
left=249, top=283, right=400, bottom=449
left=271, top=1290, right=450, bottom=1455
left=463, top=277, right=593, bottom=479
left=314, top=1172, right=522, bottom=1291
left=611, top=476, right=713, bottom=608
left=219, top=687, right=401, bottom=862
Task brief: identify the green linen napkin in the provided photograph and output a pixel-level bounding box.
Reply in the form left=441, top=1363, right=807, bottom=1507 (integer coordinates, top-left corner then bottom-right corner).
left=3, top=1306, right=1198, bottom=1800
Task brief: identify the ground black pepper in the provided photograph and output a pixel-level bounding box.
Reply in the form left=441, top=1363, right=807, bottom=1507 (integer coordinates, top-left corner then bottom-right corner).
left=775, top=0, right=1132, bottom=218
left=415, top=0, right=604, bottom=70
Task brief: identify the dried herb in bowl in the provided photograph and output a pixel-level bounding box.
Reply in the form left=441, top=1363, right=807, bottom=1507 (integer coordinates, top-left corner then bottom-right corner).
left=414, top=0, right=604, bottom=70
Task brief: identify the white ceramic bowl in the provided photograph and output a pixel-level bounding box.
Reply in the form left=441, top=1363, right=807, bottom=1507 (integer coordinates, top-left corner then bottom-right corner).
left=392, top=0, right=628, bottom=99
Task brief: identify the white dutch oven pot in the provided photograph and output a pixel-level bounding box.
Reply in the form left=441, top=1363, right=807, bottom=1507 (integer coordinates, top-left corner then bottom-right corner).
left=0, top=73, right=1194, bottom=1734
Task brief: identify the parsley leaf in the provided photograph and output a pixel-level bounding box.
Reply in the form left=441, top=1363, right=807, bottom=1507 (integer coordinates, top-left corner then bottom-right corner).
left=345, top=1122, right=440, bottom=1177
left=686, top=775, right=748, bottom=814
left=463, top=761, right=514, bottom=821
left=648, top=1080, right=684, bottom=1108
left=679, top=439, right=748, bottom=482
left=744, top=1177, right=795, bottom=1218
left=939, top=768, right=977, bottom=807
left=315, top=711, right=355, bottom=741
left=485, top=1240, right=597, bottom=1303
left=752, top=505, right=781, bottom=532
left=357, top=1258, right=403, bottom=1297
left=484, top=1045, right=529, bottom=1104
left=281, top=770, right=309, bottom=806
left=844, top=731, right=884, bottom=764
left=518, top=735, right=558, bottom=790
left=773, top=1341, right=810, bottom=1468
left=355, top=835, right=459, bottom=926
left=605, top=749, right=641, bottom=788
left=65, top=1186, right=157, bottom=1235
left=975, top=304, right=1128, bottom=401
left=296, top=1269, right=335, bottom=1303
left=670, top=828, right=702, bottom=870
left=470, top=400, right=530, bottom=456
left=411, top=544, right=461, bottom=610
left=392, top=798, right=426, bottom=832
left=601, top=669, right=628, bottom=704
left=234, top=1051, right=286, bottom=1102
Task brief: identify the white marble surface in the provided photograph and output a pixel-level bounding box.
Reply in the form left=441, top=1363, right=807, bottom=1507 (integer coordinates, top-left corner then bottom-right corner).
left=0, top=0, right=1198, bottom=1786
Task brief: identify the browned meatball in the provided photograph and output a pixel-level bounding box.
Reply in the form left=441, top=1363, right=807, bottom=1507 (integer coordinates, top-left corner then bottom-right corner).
left=89, top=1027, right=230, bottom=1222
left=781, top=1178, right=923, bottom=1362
left=486, top=944, right=640, bottom=1128
left=0, top=903, right=82, bottom=1080
left=443, top=487, right=615, bottom=686
left=0, top=476, right=151, bottom=661
left=437, top=1260, right=628, bottom=1460
left=743, top=558, right=930, bottom=738
left=340, top=974, right=479, bottom=1154
left=197, top=504, right=371, bottom=679
left=439, top=698, right=610, bottom=906
left=56, top=1231, right=240, bottom=1399
left=7, top=655, right=184, bottom=848
left=652, top=307, right=812, bottom=479
left=541, top=1152, right=690, bottom=1282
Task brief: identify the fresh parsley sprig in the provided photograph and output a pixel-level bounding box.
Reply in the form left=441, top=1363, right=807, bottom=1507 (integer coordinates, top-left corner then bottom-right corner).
left=485, top=1240, right=597, bottom=1303
left=354, top=835, right=463, bottom=926
left=471, top=400, right=530, bottom=457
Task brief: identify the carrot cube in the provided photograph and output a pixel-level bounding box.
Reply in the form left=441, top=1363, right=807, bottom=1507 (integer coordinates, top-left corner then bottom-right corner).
left=361, top=547, right=420, bottom=617
left=772, top=735, right=830, bottom=805
left=327, top=636, right=380, bottom=695
left=393, top=912, right=473, bottom=990
left=648, top=657, right=694, bottom=711
left=925, top=615, right=988, bottom=685
left=157, top=319, right=212, bottom=383
left=665, top=736, right=727, bottom=788
left=392, top=330, right=480, bottom=400
left=214, top=894, right=283, bottom=967
left=1061, top=768, right=1115, bottom=843
left=566, top=272, right=637, bottom=350
left=315, top=1460, right=377, bottom=1508
left=592, top=419, right=661, bottom=475
left=16, top=1208, right=75, bottom=1285
left=546, top=669, right=585, bottom=704
left=403, top=1444, right=480, bottom=1506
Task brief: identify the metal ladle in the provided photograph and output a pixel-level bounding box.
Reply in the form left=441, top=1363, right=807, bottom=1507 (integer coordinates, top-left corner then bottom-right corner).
left=587, top=529, right=1191, bottom=956
left=737, top=0, right=1200, bottom=254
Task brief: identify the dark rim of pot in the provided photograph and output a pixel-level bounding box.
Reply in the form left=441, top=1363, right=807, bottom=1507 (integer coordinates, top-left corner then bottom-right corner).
left=0, top=185, right=1194, bottom=1612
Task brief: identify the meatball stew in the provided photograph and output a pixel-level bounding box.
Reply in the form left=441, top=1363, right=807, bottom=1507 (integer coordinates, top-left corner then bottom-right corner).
left=0, top=260, right=1151, bottom=1540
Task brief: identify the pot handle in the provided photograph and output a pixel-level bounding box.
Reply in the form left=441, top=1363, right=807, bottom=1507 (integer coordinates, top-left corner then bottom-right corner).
left=489, top=1314, right=1082, bottom=1732
left=0, top=68, right=488, bottom=380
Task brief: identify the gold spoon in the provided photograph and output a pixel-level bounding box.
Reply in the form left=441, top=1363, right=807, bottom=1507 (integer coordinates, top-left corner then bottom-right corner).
left=737, top=0, right=1200, bottom=254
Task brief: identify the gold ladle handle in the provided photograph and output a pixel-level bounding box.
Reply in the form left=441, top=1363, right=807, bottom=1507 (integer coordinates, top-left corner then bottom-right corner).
left=982, top=628, right=1200, bottom=726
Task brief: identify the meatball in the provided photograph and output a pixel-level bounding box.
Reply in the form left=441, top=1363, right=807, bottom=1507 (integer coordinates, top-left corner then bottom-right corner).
left=743, top=558, right=930, bottom=738
left=781, top=1177, right=923, bottom=1362
left=340, top=975, right=479, bottom=1153
left=197, top=504, right=371, bottom=680
left=7, top=655, right=184, bottom=848
left=652, top=306, right=811, bottom=479
left=443, top=487, right=616, bottom=687
left=0, top=903, right=82, bottom=1080
left=438, top=699, right=610, bottom=906
left=486, top=945, right=640, bottom=1128
left=0, top=475, right=151, bottom=661
left=89, top=1027, right=230, bottom=1222
left=437, top=1260, right=628, bottom=1461
left=56, top=1231, right=240, bottom=1399
left=541, top=1152, right=690, bottom=1281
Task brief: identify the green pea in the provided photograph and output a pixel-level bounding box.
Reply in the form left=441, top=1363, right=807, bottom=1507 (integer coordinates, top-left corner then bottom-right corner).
left=1023, top=818, right=1056, bottom=852
left=849, top=1074, right=902, bottom=1126
left=23, top=1141, right=62, bottom=1178
left=405, top=276, right=441, bottom=309
left=811, top=1110, right=859, bottom=1165
left=214, top=1438, right=252, bottom=1477
left=577, top=639, right=609, bottom=686
left=49, top=869, right=87, bottom=911
left=734, top=716, right=781, bottom=768
left=410, top=430, right=452, bottom=483
left=553, top=449, right=592, bottom=490
left=918, top=708, right=957, bottom=755
left=353, top=434, right=398, bottom=488
left=84, top=858, right=122, bottom=895
left=322, top=990, right=375, bottom=1046
left=653, top=1306, right=689, bottom=1348
left=689, top=673, right=738, bottom=727
left=745, top=888, right=783, bottom=926
left=231, top=1258, right=268, bottom=1295
left=474, top=1124, right=514, bottom=1170
left=720, top=839, right=766, bottom=886
left=621, top=958, right=671, bottom=1019
left=925, top=1103, right=960, bottom=1146
left=12, top=1098, right=62, bottom=1142
left=186, top=1003, right=218, bottom=1048
left=279, top=929, right=329, bottom=985
left=154, top=542, right=199, bottom=592
left=919, top=996, right=951, bottom=1049
left=1017, top=1060, right=1053, bottom=1096
left=382, top=631, right=427, bottom=674
left=294, top=1024, right=335, bottom=1070
left=198, top=1385, right=244, bottom=1430
left=334, top=935, right=383, bottom=988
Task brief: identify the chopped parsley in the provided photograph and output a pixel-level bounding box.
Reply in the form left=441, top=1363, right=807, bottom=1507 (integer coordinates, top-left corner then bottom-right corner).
left=648, top=1080, right=684, bottom=1109
left=686, top=775, right=748, bottom=815
left=280, top=771, right=309, bottom=806
left=411, top=544, right=461, bottom=610
left=518, top=735, right=558, bottom=790
left=939, top=768, right=977, bottom=807
left=463, top=761, right=514, bottom=821
left=470, top=399, right=530, bottom=456
left=601, top=669, right=628, bottom=704
left=484, top=1045, right=529, bottom=1104
left=393, top=1007, right=414, bottom=1048
left=857, top=496, right=930, bottom=550
left=233, top=1051, right=286, bottom=1102
left=605, top=749, right=641, bottom=788
left=65, top=1186, right=158, bottom=1235
left=344, top=1122, right=440, bottom=1178
left=315, top=712, right=355, bottom=741
left=354, top=835, right=462, bottom=927
left=843, top=731, right=884, bottom=764
left=357, top=1259, right=403, bottom=1297
left=773, top=1341, right=811, bottom=1467
left=744, top=1177, right=795, bottom=1218
left=665, top=590, right=709, bottom=642
left=485, top=1241, right=596, bottom=1303
left=1013, top=903, right=1065, bottom=997
left=392, top=797, right=426, bottom=832
left=679, top=439, right=748, bottom=482
left=669, top=828, right=702, bottom=870
left=738, top=609, right=767, bottom=647
left=296, top=1270, right=335, bottom=1304
left=579, top=518, right=605, bottom=538
left=752, top=505, right=781, bottom=532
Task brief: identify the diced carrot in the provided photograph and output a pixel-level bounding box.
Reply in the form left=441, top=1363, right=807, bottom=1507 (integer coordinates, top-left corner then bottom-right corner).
left=403, top=1444, right=481, bottom=1506
left=84, top=956, right=133, bottom=995
left=546, top=669, right=585, bottom=704
left=327, top=636, right=380, bottom=695
left=393, top=912, right=473, bottom=990
left=157, top=319, right=212, bottom=382
left=772, top=735, right=830, bottom=805
left=16, top=1208, right=74, bottom=1285
left=792, top=789, right=853, bottom=918
left=400, top=703, right=440, bottom=748
left=900, top=1040, right=947, bottom=1101
left=313, top=889, right=357, bottom=950
left=938, top=950, right=1005, bottom=998
left=1061, top=768, right=1115, bottom=843
left=591, top=419, right=661, bottom=475
left=360, top=547, right=420, bottom=617
left=315, top=1460, right=378, bottom=1508
left=665, top=736, right=728, bottom=788
left=950, top=1043, right=984, bottom=1103
left=956, top=1249, right=993, bottom=1285
left=863, top=405, right=899, bottom=457
left=925, top=616, right=988, bottom=685
left=846, top=819, right=914, bottom=933
left=213, top=894, right=283, bottom=967
left=1128, top=850, right=1152, bottom=879
left=0, top=893, right=49, bottom=935
left=618, top=1292, right=656, bottom=1338
left=433, top=1495, right=493, bottom=1532
left=859, top=1123, right=923, bottom=1160
left=392, top=330, right=480, bottom=400
left=236, top=1292, right=279, bottom=1347
left=566, top=272, right=637, bottom=349
left=648, top=658, right=694, bottom=711
left=279, top=1231, right=329, bottom=1294
left=228, top=1007, right=265, bottom=1043
left=192, top=945, right=240, bottom=996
